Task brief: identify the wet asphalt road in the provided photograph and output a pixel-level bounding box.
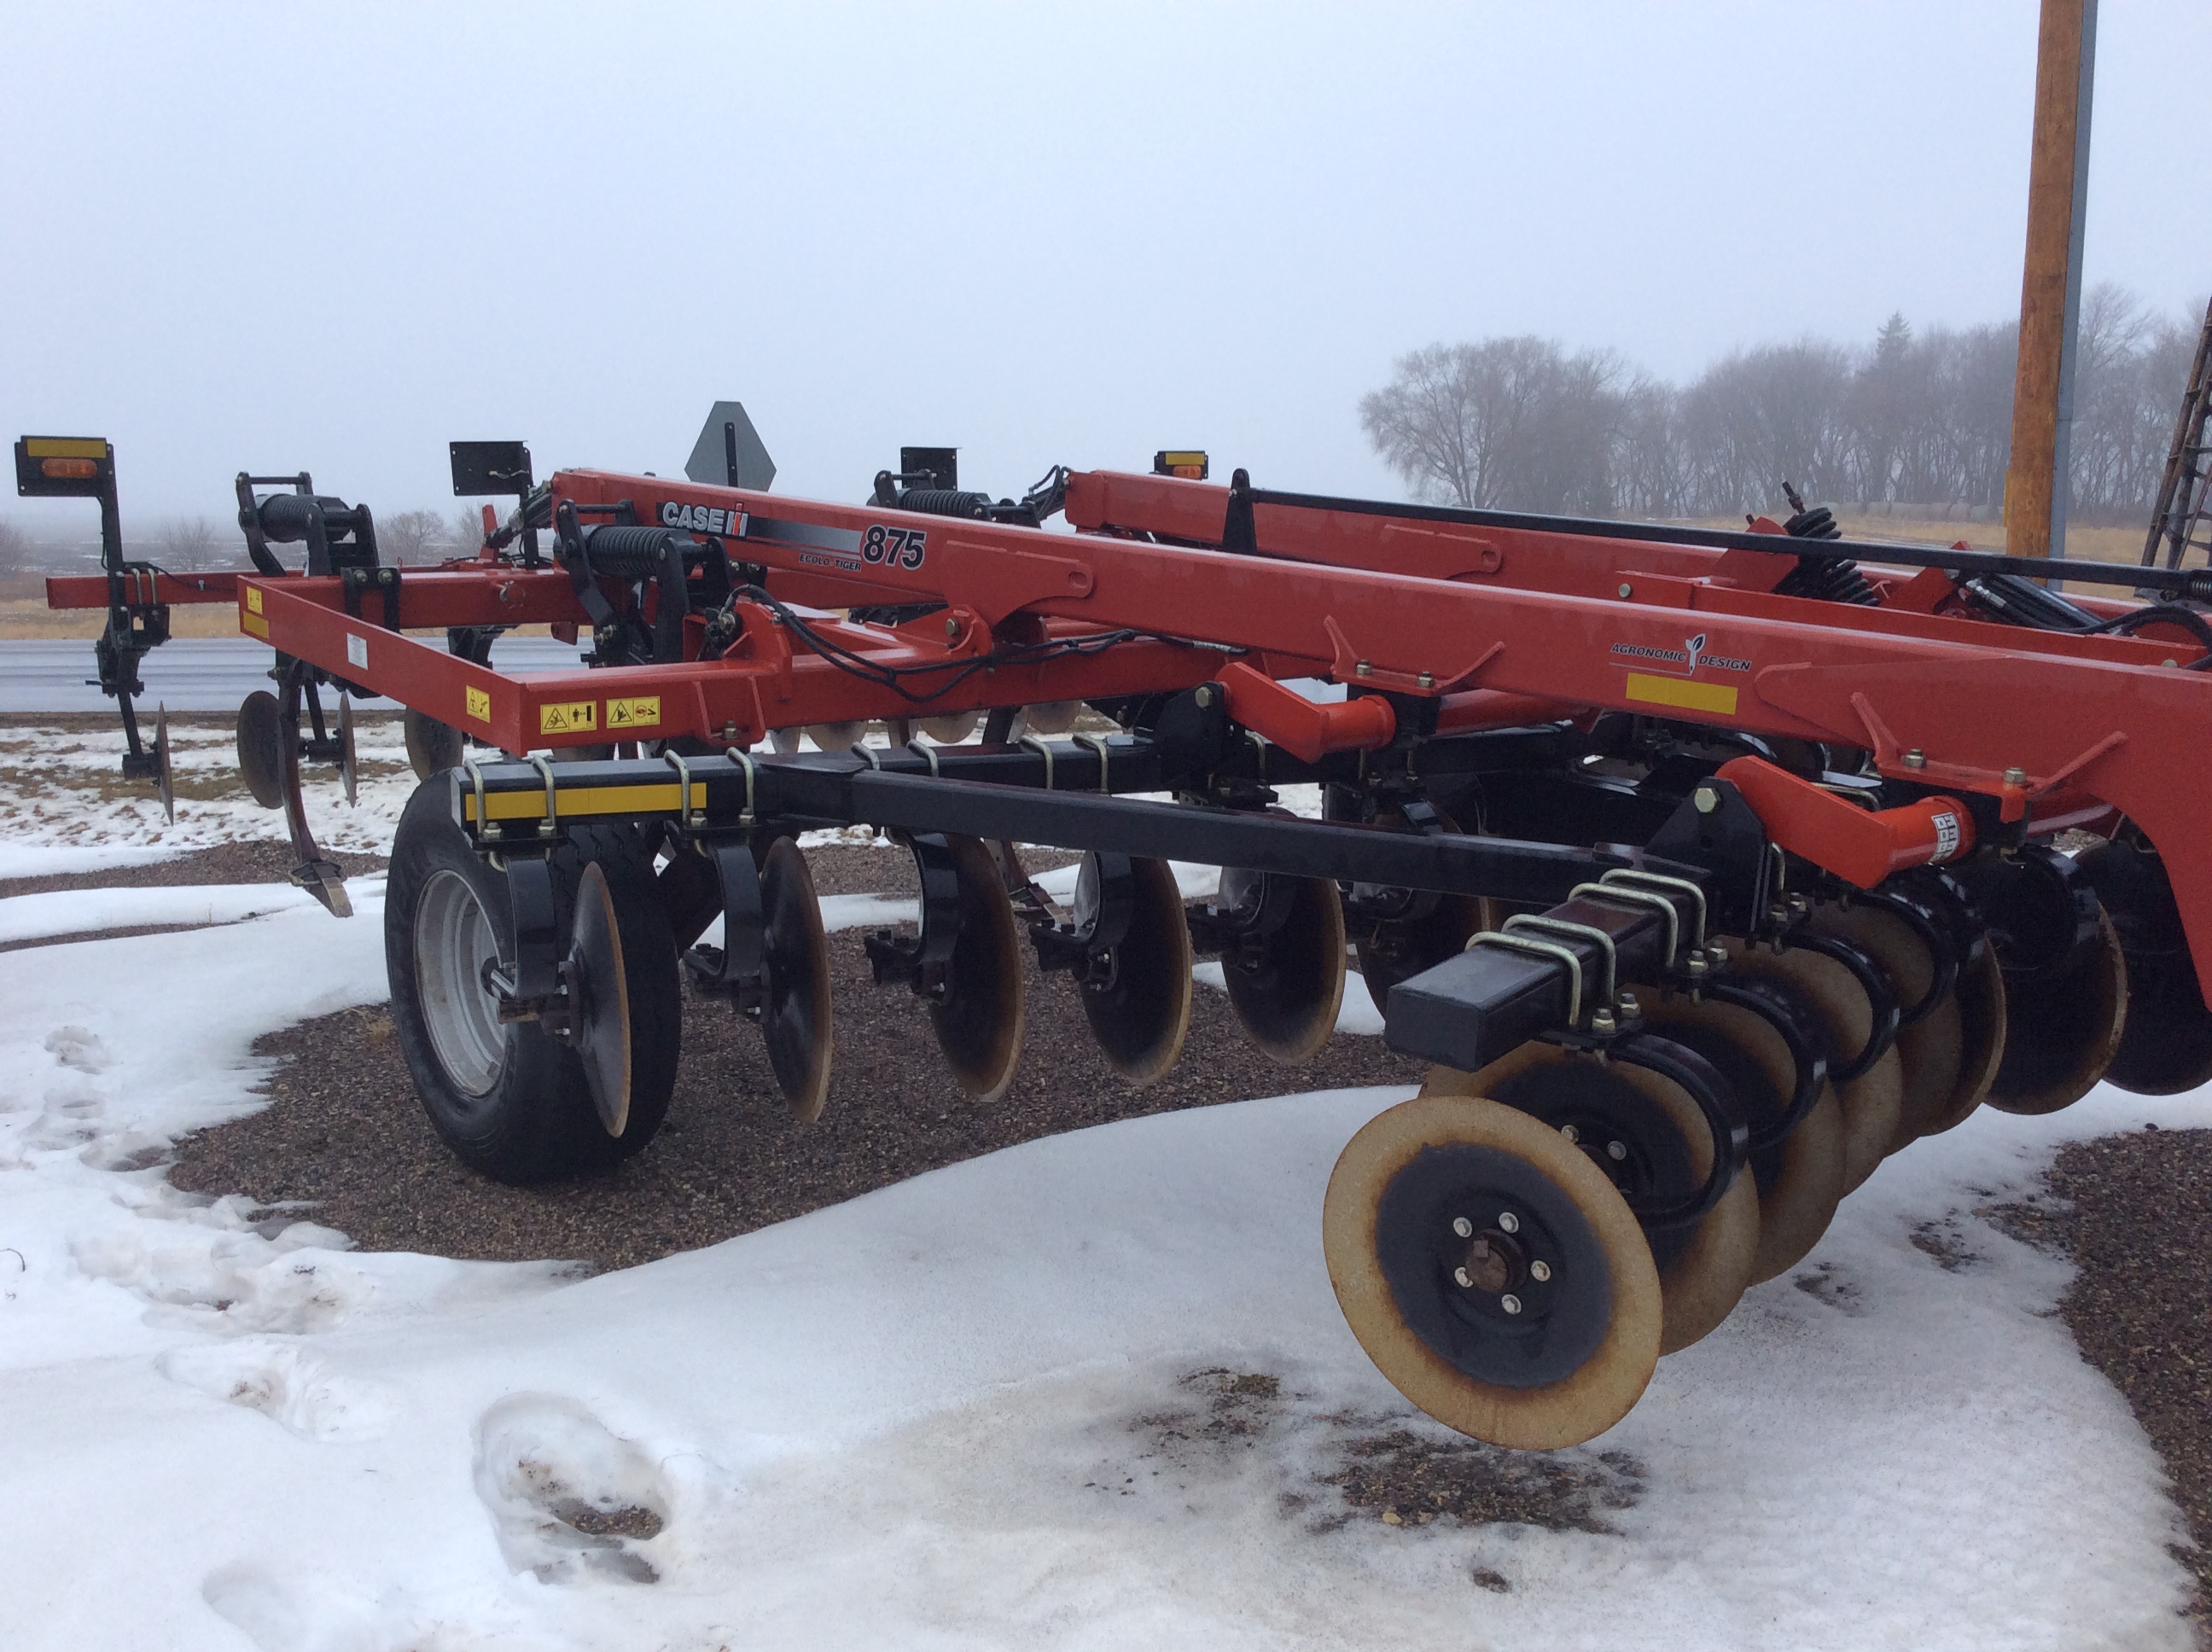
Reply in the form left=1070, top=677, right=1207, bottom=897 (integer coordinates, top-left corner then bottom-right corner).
left=0, top=637, right=585, bottom=713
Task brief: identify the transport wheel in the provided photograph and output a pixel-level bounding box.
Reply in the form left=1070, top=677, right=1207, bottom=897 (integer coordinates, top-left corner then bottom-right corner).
left=1324, top=1093, right=1662, bottom=1450
left=1078, top=855, right=1193, bottom=1086
left=1625, top=986, right=1846, bottom=1285
left=928, top=833, right=1027, bottom=1102
left=236, top=689, right=284, bottom=809
left=1223, top=874, right=1348, bottom=1064
left=1986, top=909, right=2128, bottom=1114
left=1723, top=941, right=1901, bottom=1192
left=1808, top=902, right=1962, bottom=1149
left=758, top=837, right=834, bottom=1121
left=1429, top=1043, right=1760, bottom=1356
left=2078, top=837, right=2212, bottom=1095
left=403, top=707, right=465, bottom=782
left=386, top=781, right=680, bottom=1183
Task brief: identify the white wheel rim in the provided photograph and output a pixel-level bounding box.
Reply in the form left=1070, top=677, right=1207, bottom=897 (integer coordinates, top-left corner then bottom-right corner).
left=416, top=868, right=506, bottom=1096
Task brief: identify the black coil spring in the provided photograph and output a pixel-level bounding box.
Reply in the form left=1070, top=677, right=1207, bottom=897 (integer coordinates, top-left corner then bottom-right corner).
left=896, top=488, right=994, bottom=519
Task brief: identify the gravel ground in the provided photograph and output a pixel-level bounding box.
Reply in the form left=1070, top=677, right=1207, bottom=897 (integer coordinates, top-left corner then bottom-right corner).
left=2000, top=1126, right=2212, bottom=1638
left=0, top=839, right=387, bottom=904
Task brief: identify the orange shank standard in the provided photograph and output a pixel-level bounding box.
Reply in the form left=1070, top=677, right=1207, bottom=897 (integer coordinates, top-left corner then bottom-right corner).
left=1215, top=661, right=1395, bottom=762
left=1716, top=757, right=1974, bottom=889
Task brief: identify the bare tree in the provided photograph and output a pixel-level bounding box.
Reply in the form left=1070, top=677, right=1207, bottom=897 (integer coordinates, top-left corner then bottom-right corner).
left=447, top=505, right=489, bottom=558
left=1364, top=288, right=2197, bottom=528
left=157, top=515, right=222, bottom=572
left=0, top=517, right=31, bottom=576
left=381, top=509, right=449, bottom=565
left=1359, top=337, right=1636, bottom=512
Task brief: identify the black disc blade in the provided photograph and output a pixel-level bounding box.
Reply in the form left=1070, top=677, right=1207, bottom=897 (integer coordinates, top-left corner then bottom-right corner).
left=154, top=703, right=175, bottom=826
left=570, top=861, right=632, bottom=1137
left=403, top=707, right=466, bottom=782
left=759, top=836, right=834, bottom=1121
left=1080, top=855, right=1192, bottom=1085
left=1225, top=874, right=1346, bottom=1064
left=928, top=834, right=1026, bottom=1102
left=236, top=690, right=284, bottom=810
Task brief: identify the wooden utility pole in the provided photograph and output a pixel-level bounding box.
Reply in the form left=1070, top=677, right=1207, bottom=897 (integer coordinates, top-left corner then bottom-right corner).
left=2005, top=0, right=2098, bottom=561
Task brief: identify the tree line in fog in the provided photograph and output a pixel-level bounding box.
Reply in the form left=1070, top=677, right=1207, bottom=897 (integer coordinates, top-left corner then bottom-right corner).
left=1360, top=284, right=2203, bottom=526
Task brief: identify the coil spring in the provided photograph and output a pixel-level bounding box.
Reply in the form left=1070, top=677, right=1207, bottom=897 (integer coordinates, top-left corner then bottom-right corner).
left=1773, top=500, right=1878, bottom=605
left=1775, top=555, right=1880, bottom=605
left=579, top=525, right=681, bottom=577
left=896, top=488, right=994, bottom=519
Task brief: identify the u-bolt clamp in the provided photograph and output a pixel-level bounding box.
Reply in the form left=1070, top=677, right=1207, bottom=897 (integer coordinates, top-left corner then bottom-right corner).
left=1019, top=733, right=1057, bottom=789
left=1601, top=867, right=1710, bottom=955
left=723, top=747, right=757, bottom=825
left=1466, top=928, right=1586, bottom=1028
left=1072, top=730, right=1114, bottom=792
left=1572, top=880, right=1679, bottom=971
left=664, top=748, right=701, bottom=831
left=1503, top=912, right=1621, bottom=1020
left=527, top=754, right=559, bottom=832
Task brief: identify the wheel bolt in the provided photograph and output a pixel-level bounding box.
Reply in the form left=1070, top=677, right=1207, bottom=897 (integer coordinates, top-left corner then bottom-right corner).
left=1452, top=1216, right=1474, bottom=1238
left=1497, top=1211, right=1520, bottom=1234
left=1529, top=1259, right=1552, bottom=1283
left=1453, top=1265, right=1473, bottom=1288
left=1560, top=1124, right=1580, bottom=1143
left=1499, top=1294, right=1523, bottom=1315
left=1607, top=1140, right=1627, bottom=1161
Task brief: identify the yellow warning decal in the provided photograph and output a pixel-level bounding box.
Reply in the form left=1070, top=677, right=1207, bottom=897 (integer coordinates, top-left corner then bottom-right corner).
left=539, top=700, right=597, bottom=735
left=245, top=585, right=264, bottom=614
left=240, top=612, right=269, bottom=640
left=23, top=436, right=108, bottom=459
left=1624, top=672, right=1738, bottom=717
left=465, top=781, right=700, bottom=824
left=606, top=695, right=661, bottom=730
left=465, top=685, right=492, bottom=724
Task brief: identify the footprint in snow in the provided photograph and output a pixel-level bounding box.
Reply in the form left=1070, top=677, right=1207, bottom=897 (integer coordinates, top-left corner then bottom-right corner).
left=474, top=1393, right=672, bottom=1584
left=44, top=1025, right=112, bottom=1073
left=159, top=1337, right=399, bottom=1443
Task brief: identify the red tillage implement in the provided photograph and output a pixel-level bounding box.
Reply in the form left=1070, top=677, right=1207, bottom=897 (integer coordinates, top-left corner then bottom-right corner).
left=25, top=424, right=2212, bottom=1450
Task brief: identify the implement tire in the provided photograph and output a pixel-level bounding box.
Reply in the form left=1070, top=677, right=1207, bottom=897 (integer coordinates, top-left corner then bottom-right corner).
left=385, top=778, right=679, bottom=1184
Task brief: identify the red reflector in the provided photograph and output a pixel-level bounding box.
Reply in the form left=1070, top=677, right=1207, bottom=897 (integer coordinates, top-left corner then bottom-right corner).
left=41, top=457, right=97, bottom=480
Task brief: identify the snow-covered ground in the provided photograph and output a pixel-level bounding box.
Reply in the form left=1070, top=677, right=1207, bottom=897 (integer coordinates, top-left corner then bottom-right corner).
left=0, top=749, right=2204, bottom=1649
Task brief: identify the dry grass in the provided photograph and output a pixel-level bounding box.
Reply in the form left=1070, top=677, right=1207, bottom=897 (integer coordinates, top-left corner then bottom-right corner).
left=1685, top=514, right=2151, bottom=566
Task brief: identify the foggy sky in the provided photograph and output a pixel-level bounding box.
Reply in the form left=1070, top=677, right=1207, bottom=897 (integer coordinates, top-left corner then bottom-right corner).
left=4, top=1, right=2208, bottom=532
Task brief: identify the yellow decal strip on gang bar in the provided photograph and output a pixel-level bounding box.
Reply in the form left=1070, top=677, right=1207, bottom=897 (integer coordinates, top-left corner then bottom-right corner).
left=465, top=782, right=703, bottom=824
left=1623, top=672, right=1738, bottom=716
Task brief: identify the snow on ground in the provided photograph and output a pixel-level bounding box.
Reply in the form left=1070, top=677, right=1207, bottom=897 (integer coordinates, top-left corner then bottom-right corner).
left=0, top=722, right=415, bottom=854
left=0, top=804, right=2204, bottom=1646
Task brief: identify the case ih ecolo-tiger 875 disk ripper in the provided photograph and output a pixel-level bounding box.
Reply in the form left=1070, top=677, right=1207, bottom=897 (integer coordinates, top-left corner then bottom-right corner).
left=23, top=416, right=2212, bottom=1451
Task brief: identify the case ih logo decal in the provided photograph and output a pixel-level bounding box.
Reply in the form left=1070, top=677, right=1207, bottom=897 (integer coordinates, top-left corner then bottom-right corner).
left=662, top=500, right=742, bottom=535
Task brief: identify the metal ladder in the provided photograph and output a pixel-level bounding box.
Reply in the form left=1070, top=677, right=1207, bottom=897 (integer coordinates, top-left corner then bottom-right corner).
left=2143, top=295, right=2212, bottom=572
